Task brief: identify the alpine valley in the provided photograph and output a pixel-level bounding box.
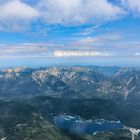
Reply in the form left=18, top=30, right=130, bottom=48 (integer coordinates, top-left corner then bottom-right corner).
left=0, top=66, right=140, bottom=140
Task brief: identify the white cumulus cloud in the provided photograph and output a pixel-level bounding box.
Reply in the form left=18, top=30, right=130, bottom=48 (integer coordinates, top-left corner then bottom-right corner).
left=37, top=0, right=124, bottom=25
left=1, top=0, right=140, bottom=32
left=122, top=0, right=140, bottom=14
left=0, top=0, right=39, bottom=20
left=0, top=0, right=39, bottom=31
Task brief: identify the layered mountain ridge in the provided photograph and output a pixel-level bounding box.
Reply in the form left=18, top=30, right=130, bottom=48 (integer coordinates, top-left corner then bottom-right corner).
left=0, top=66, right=140, bottom=101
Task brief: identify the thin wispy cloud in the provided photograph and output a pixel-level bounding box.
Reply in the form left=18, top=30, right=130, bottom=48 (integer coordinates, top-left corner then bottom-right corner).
left=134, top=52, right=140, bottom=56
left=54, top=50, right=112, bottom=57
left=74, top=33, right=123, bottom=48
left=75, top=25, right=100, bottom=36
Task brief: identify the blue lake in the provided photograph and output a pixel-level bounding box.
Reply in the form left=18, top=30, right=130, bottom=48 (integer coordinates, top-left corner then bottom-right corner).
left=54, top=115, right=124, bottom=135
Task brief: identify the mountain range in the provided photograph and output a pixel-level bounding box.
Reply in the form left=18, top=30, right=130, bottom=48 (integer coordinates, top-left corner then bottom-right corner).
left=0, top=66, right=140, bottom=101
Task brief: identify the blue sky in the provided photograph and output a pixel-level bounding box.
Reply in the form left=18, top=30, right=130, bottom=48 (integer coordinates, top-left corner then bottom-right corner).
left=0, top=0, right=140, bottom=67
